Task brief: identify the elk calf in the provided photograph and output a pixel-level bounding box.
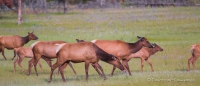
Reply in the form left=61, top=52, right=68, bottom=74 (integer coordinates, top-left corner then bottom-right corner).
left=13, top=47, right=43, bottom=73
left=128, top=43, right=163, bottom=72
left=188, top=44, right=200, bottom=71
left=0, top=32, right=38, bottom=60
left=48, top=42, right=125, bottom=83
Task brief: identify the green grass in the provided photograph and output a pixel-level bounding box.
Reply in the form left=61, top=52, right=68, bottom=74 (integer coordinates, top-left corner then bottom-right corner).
left=0, top=7, right=200, bottom=86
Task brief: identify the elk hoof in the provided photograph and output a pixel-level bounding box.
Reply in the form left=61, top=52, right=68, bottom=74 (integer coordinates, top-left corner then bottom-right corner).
left=48, top=80, right=51, bottom=83
left=27, top=73, right=30, bottom=76
left=104, top=77, right=107, bottom=80
left=63, top=80, right=66, bottom=83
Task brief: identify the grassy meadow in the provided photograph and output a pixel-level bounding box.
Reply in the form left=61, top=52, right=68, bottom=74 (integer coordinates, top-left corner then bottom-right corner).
left=0, top=7, right=200, bottom=86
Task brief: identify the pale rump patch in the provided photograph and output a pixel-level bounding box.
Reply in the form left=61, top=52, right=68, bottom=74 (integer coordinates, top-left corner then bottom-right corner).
left=55, top=44, right=61, bottom=46
left=91, top=40, right=97, bottom=43
left=56, top=43, right=66, bottom=54
left=30, top=41, right=40, bottom=49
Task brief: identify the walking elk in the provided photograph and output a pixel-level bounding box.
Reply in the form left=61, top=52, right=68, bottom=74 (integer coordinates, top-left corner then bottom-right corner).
left=27, top=41, right=76, bottom=76
left=48, top=42, right=125, bottom=82
left=91, top=36, right=153, bottom=76
left=0, top=32, right=38, bottom=60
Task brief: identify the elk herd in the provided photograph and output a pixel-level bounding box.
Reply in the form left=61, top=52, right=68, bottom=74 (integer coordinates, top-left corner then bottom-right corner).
left=0, top=32, right=198, bottom=83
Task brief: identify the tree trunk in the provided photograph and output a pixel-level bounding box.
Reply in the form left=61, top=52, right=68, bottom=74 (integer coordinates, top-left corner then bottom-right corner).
left=18, top=0, right=22, bottom=25
left=63, top=0, right=67, bottom=14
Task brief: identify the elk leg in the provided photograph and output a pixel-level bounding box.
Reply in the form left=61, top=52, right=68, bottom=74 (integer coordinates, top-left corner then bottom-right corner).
left=33, top=54, right=42, bottom=76
left=110, top=66, right=116, bottom=77
left=18, top=55, right=25, bottom=73
left=1, top=46, right=6, bottom=60
left=59, top=63, right=68, bottom=82
left=27, top=59, right=34, bottom=76
left=68, top=62, right=77, bottom=74
left=85, top=62, right=90, bottom=81
left=12, top=50, right=16, bottom=60
left=187, top=57, right=193, bottom=71
left=141, top=58, right=144, bottom=72
left=122, top=60, right=131, bottom=76
left=57, top=62, right=67, bottom=75
left=146, top=59, right=154, bottom=72
left=95, top=63, right=106, bottom=80
left=92, top=64, right=103, bottom=77
left=14, top=58, right=19, bottom=73
left=192, top=57, right=198, bottom=71
left=42, top=56, right=52, bottom=67
left=49, top=59, right=66, bottom=83
left=38, top=61, right=44, bottom=72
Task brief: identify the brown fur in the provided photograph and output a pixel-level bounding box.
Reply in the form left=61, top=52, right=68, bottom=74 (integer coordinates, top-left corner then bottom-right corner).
left=118, top=43, right=163, bottom=73
left=27, top=41, right=76, bottom=76
left=187, top=44, right=200, bottom=71
left=48, top=42, right=124, bottom=82
left=92, top=36, right=153, bottom=76
left=13, top=47, right=43, bottom=73
left=0, top=32, right=38, bottom=60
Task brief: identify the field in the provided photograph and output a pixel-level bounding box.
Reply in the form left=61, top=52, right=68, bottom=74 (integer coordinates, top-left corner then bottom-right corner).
left=0, top=7, right=200, bottom=86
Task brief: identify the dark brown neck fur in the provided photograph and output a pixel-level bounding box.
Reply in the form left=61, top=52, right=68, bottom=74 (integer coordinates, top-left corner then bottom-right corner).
left=21, top=36, right=30, bottom=45
left=128, top=40, right=143, bottom=54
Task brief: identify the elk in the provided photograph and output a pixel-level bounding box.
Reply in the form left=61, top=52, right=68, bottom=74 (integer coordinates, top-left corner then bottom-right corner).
left=48, top=42, right=125, bottom=82
left=187, top=44, right=200, bottom=71
left=0, top=32, right=38, bottom=60
left=91, top=36, right=153, bottom=76
left=27, top=41, right=76, bottom=76
left=111, top=43, right=163, bottom=75
left=13, top=47, right=43, bottom=73
left=76, top=39, right=104, bottom=76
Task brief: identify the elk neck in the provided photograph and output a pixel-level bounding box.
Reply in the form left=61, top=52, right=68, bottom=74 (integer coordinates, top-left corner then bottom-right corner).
left=21, top=36, right=30, bottom=45
left=128, top=40, right=143, bottom=54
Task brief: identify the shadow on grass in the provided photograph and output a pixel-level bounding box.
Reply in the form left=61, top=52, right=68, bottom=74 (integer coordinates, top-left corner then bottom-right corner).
left=42, top=73, right=105, bottom=83
left=175, top=68, right=188, bottom=71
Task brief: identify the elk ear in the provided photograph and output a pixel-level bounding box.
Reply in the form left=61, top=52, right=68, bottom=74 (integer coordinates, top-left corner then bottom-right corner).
left=76, top=39, right=79, bottom=42
left=28, top=32, right=30, bottom=34
left=137, top=36, right=142, bottom=39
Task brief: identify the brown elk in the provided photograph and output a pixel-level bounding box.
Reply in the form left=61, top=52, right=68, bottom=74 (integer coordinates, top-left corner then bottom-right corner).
left=0, top=32, right=38, bottom=60
left=76, top=39, right=104, bottom=77
left=187, top=44, right=200, bottom=71
left=111, top=43, right=163, bottom=75
left=13, top=47, right=43, bottom=73
left=48, top=42, right=125, bottom=82
left=91, top=36, right=153, bottom=76
left=27, top=41, right=76, bottom=76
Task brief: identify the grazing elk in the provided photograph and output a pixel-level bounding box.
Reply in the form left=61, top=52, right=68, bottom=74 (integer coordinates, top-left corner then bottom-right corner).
left=0, top=32, right=38, bottom=60
left=27, top=41, right=76, bottom=76
left=111, top=43, right=163, bottom=75
left=13, top=47, right=43, bottom=73
left=91, top=36, right=153, bottom=76
left=48, top=42, right=125, bottom=83
left=76, top=39, right=104, bottom=77
left=187, top=44, right=200, bottom=71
